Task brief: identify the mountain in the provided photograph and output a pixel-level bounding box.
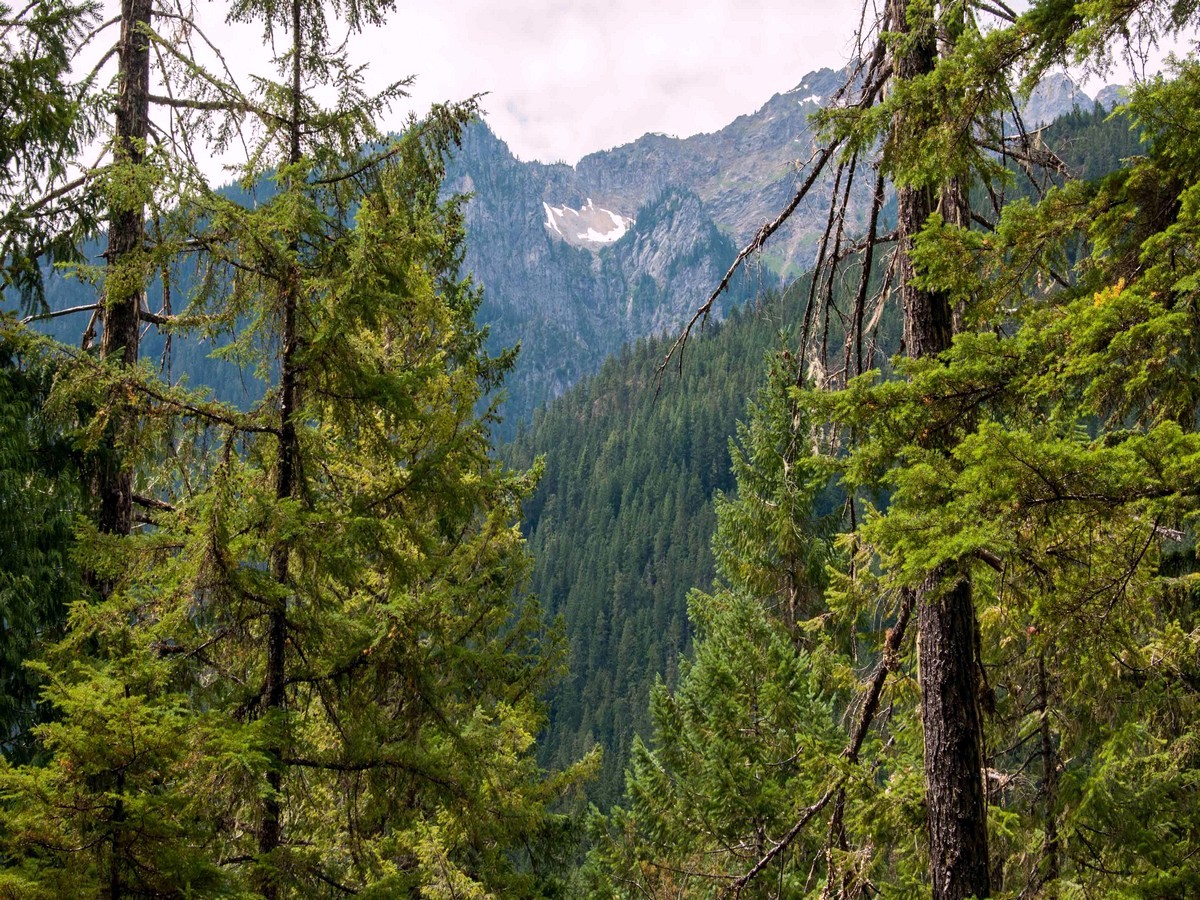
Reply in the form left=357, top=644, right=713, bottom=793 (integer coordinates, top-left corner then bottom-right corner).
left=1023, top=71, right=1094, bottom=125
left=1093, top=83, right=1127, bottom=110
left=450, top=66, right=1118, bottom=434
left=445, top=66, right=878, bottom=434
left=502, top=101, right=1141, bottom=808
left=14, top=66, right=1118, bottom=439
left=445, top=127, right=755, bottom=433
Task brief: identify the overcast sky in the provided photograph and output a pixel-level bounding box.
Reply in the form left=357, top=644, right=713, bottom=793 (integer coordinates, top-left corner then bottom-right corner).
left=98, top=0, right=1193, bottom=172
left=362, top=0, right=864, bottom=164
left=135, top=0, right=865, bottom=167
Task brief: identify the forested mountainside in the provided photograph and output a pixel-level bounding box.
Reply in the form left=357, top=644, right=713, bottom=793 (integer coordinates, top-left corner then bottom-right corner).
left=509, top=100, right=1142, bottom=809
left=6, top=0, right=1200, bottom=893
left=502, top=290, right=830, bottom=807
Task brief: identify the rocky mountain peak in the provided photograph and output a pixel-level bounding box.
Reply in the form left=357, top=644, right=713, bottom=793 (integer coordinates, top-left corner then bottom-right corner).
left=1093, top=83, right=1127, bottom=110
left=445, top=64, right=1106, bottom=436
left=1022, top=71, right=1094, bottom=125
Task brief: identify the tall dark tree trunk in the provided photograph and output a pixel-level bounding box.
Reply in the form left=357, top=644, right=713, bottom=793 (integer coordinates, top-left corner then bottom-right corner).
left=98, top=0, right=151, bottom=540
left=889, top=1, right=990, bottom=897
left=257, top=2, right=303, bottom=893
left=917, top=575, right=990, bottom=899
left=1038, top=653, right=1060, bottom=895
left=99, top=4, right=152, bottom=897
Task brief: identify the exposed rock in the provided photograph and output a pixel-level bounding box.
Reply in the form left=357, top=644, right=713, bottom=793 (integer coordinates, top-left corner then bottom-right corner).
left=1094, top=83, right=1127, bottom=110
left=445, top=64, right=870, bottom=433
left=444, top=65, right=1099, bottom=434
left=1022, top=71, right=1093, bottom=126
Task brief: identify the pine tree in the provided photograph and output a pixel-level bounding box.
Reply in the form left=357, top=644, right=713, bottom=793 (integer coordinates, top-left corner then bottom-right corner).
left=0, top=0, right=98, bottom=760
left=586, top=363, right=845, bottom=898
left=1, top=1, right=583, bottom=895
left=0, top=336, right=82, bottom=763
left=663, top=1, right=1200, bottom=896
left=798, top=3, right=1200, bottom=895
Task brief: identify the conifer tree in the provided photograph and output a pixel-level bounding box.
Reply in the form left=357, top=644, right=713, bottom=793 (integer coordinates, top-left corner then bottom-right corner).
left=0, top=0, right=97, bottom=758
left=1, top=1, right=580, bottom=896
left=587, top=363, right=846, bottom=897
left=0, top=337, right=82, bottom=762
left=663, top=1, right=1200, bottom=897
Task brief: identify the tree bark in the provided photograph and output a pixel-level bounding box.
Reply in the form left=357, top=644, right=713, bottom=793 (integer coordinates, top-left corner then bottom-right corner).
left=257, top=1, right=303, bottom=893
left=98, top=0, right=152, bottom=540
left=1038, top=653, right=1060, bottom=896
left=889, top=1, right=991, bottom=897
left=917, top=575, right=990, bottom=900
left=99, top=4, right=152, bottom=898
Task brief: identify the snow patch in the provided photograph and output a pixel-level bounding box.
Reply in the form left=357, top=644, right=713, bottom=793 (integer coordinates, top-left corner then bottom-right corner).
left=542, top=202, right=563, bottom=236
left=798, top=93, right=821, bottom=105
left=542, top=198, right=633, bottom=248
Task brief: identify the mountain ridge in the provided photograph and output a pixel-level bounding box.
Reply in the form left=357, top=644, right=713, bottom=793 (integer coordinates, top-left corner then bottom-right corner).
left=13, top=67, right=1118, bottom=438
left=451, top=65, right=1115, bottom=433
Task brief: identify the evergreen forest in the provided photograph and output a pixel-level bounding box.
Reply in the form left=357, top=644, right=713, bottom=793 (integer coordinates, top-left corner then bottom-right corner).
left=3, top=0, right=1200, bottom=898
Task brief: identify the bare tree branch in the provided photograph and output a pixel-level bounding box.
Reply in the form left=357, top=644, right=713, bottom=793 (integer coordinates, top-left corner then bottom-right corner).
left=725, top=588, right=916, bottom=897
left=20, top=303, right=99, bottom=325
left=657, top=140, right=842, bottom=378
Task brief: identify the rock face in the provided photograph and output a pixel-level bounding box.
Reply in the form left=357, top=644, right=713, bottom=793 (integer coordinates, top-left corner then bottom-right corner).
left=1022, top=71, right=1114, bottom=125
left=449, top=124, right=753, bottom=431
left=446, top=66, right=1105, bottom=433
left=447, top=66, right=870, bottom=432
left=1093, top=83, right=1127, bottom=111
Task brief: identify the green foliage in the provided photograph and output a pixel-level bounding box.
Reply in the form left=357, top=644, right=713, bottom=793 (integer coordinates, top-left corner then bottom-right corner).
left=587, top=591, right=842, bottom=898
left=2, top=115, right=578, bottom=897
left=503, top=291, right=830, bottom=809
left=0, top=0, right=101, bottom=309
left=584, top=367, right=850, bottom=897
left=0, top=330, right=82, bottom=762
left=797, top=44, right=1200, bottom=898
left=0, top=0, right=582, bottom=893
left=713, top=363, right=836, bottom=632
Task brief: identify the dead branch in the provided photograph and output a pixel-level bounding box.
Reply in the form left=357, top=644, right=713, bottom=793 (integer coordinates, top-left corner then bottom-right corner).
left=724, top=786, right=839, bottom=898
left=133, top=493, right=175, bottom=511
left=846, top=171, right=887, bottom=381
left=656, top=140, right=841, bottom=378
left=20, top=303, right=99, bottom=325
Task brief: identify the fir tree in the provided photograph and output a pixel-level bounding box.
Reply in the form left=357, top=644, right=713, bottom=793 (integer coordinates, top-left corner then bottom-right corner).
left=586, top=363, right=851, bottom=897
left=1, top=1, right=583, bottom=896
left=655, top=1, right=1200, bottom=896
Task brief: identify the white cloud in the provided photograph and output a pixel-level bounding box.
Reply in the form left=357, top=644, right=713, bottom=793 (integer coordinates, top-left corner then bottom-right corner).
left=304, top=0, right=862, bottom=164
left=95, top=0, right=1196, bottom=178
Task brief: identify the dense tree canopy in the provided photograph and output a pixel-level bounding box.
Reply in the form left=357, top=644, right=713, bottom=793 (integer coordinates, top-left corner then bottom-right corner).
left=3, top=0, right=1200, bottom=896
left=0, top=0, right=579, bottom=896
left=588, top=1, right=1200, bottom=898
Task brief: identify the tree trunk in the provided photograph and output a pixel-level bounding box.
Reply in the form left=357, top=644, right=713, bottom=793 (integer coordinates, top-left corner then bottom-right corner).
left=257, top=1, right=303, bottom=893
left=917, top=575, right=990, bottom=900
left=98, top=0, right=152, bottom=540
left=889, top=1, right=991, bottom=897
left=1039, top=653, right=1059, bottom=896
left=99, top=4, right=152, bottom=897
